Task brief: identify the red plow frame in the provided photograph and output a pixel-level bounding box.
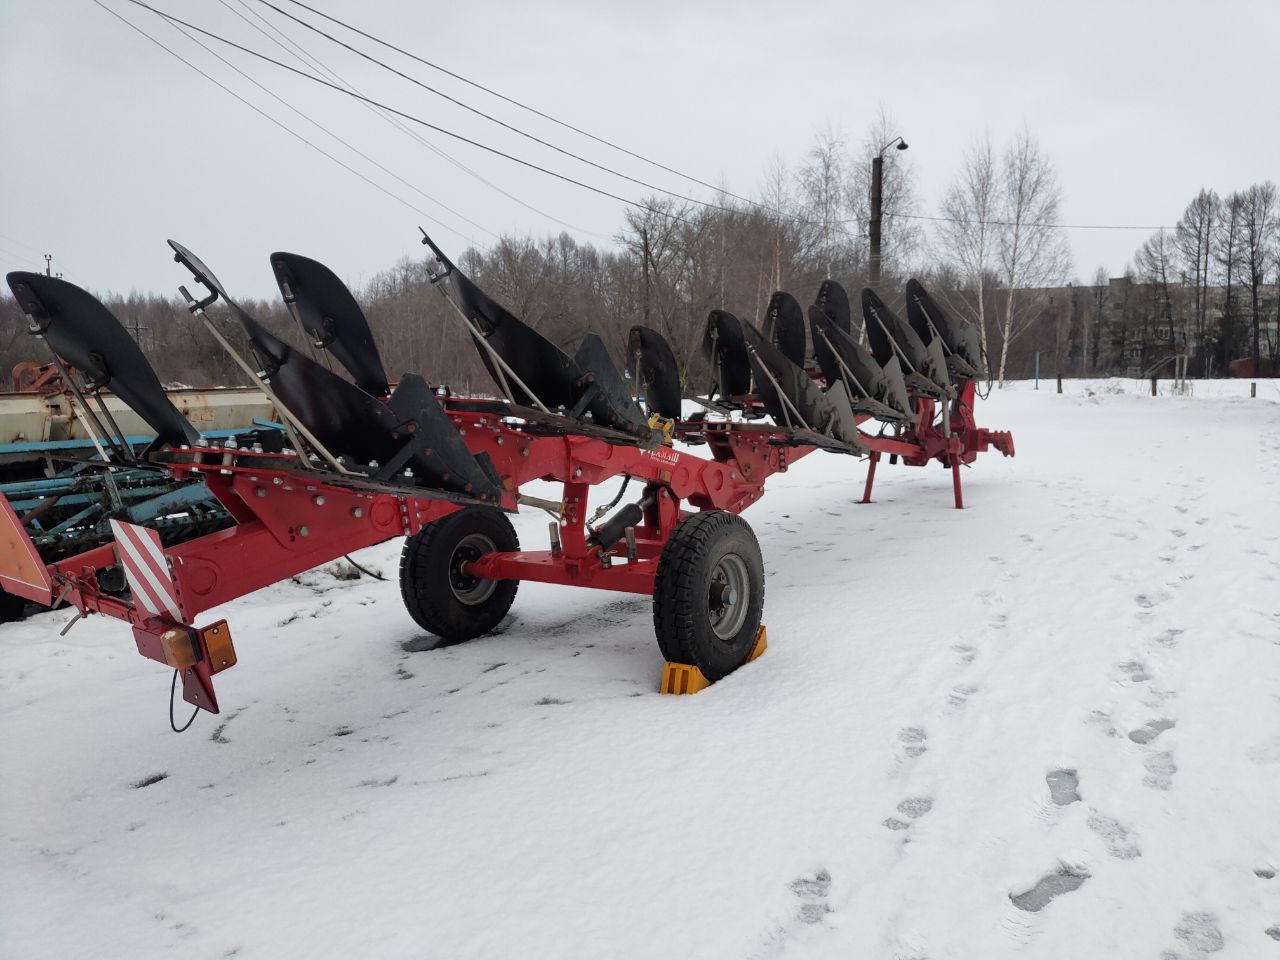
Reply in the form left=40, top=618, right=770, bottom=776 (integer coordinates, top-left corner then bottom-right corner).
left=1, top=240, right=1015, bottom=723
left=0, top=379, right=1012, bottom=715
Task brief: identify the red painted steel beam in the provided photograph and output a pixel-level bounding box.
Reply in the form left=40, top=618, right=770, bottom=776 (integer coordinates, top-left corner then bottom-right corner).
left=468, top=550, right=657, bottom=594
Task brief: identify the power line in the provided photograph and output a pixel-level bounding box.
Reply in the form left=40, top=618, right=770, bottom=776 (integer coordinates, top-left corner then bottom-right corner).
left=0, top=232, right=45, bottom=256
left=107, top=2, right=1178, bottom=240
left=93, top=0, right=483, bottom=247
left=185, top=2, right=497, bottom=241
left=268, top=0, right=763, bottom=210
left=223, top=0, right=608, bottom=240
left=254, top=0, right=738, bottom=214
left=0, top=243, right=43, bottom=266
left=895, top=211, right=1171, bottom=232
left=265, top=1, right=1165, bottom=236
left=203, top=0, right=736, bottom=221
left=119, top=0, right=700, bottom=226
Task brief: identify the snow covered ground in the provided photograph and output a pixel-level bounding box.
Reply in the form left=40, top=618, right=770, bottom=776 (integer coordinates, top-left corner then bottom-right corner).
left=3, top=379, right=1279, bottom=959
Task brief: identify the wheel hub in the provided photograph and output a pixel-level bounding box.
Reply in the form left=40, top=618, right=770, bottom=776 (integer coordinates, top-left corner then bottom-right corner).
left=708, top=553, right=750, bottom=641
left=449, top=532, right=499, bottom=605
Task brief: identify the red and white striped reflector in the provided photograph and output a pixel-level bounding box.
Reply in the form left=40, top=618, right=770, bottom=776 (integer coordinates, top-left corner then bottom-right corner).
left=109, top=519, right=182, bottom=621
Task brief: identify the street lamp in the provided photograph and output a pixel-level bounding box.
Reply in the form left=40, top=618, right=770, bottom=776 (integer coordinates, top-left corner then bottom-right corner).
left=868, top=136, right=908, bottom=287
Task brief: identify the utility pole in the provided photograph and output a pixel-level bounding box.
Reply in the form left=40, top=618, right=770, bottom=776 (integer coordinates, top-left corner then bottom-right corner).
left=126, top=318, right=151, bottom=350
left=44, top=254, right=52, bottom=277
left=868, top=137, right=908, bottom=288
left=868, top=155, right=883, bottom=287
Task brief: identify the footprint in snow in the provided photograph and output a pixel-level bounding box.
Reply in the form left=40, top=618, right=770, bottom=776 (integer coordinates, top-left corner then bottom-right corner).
left=1010, top=866, right=1089, bottom=912
left=787, top=869, right=832, bottom=924
left=1034, top=769, right=1080, bottom=823
left=1046, top=769, right=1080, bottom=805
left=1161, top=911, right=1224, bottom=958
left=1134, top=593, right=1166, bottom=623
left=1143, top=751, right=1177, bottom=790
left=947, top=684, right=979, bottom=710
left=1116, top=660, right=1150, bottom=683
left=1246, top=736, right=1280, bottom=766
left=952, top=644, right=977, bottom=665
left=1154, top=628, right=1185, bottom=647
left=1128, top=718, right=1176, bottom=744
left=883, top=796, right=933, bottom=831
left=1087, top=813, right=1141, bottom=859
left=898, top=727, right=928, bottom=759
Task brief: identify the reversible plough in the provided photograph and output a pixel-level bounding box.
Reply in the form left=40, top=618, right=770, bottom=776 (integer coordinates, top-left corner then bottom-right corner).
left=0, top=234, right=1013, bottom=724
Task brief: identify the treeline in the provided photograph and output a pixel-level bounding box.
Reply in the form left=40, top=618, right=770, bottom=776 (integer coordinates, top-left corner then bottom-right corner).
left=0, top=119, right=1071, bottom=391
left=1117, top=183, right=1278, bottom=376
left=4, top=118, right=1272, bottom=393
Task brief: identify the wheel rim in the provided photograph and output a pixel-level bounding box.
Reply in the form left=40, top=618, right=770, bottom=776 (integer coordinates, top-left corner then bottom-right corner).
left=449, top=532, right=499, bottom=605
left=708, top=553, right=750, bottom=641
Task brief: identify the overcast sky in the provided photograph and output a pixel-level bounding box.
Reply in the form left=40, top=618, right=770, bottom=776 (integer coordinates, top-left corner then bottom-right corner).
left=2, top=0, right=1277, bottom=301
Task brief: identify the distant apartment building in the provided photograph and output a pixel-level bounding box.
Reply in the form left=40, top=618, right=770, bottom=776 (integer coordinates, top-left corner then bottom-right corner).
left=1026, top=277, right=1279, bottom=378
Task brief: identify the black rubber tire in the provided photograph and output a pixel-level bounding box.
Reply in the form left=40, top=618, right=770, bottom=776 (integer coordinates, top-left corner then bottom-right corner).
left=0, top=588, right=26, bottom=623
left=652, top=510, right=765, bottom=682
left=399, top=507, right=519, bottom=643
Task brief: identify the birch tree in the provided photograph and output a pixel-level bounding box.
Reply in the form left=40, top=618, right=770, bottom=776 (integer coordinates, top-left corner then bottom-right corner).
left=995, top=129, right=1070, bottom=384
left=797, top=126, right=851, bottom=280
left=936, top=134, right=997, bottom=363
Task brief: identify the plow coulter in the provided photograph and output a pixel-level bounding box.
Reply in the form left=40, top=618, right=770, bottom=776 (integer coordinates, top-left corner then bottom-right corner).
left=0, top=233, right=1014, bottom=725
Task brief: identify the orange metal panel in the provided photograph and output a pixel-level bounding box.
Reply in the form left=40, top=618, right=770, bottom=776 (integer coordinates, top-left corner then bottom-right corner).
left=0, top=496, right=52, bottom=604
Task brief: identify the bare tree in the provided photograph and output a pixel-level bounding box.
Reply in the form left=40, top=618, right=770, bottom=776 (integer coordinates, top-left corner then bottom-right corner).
left=797, top=125, right=852, bottom=280
left=936, top=134, right=997, bottom=363
left=1134, top=228, right=1179, bottom=366
left=1216, top=191, right=1247, bottom=367
left=995, top=129, right=1071, bottom=384
left=1239, top=181, right=1277, bottom=368
left=757, top=154, right=799, bottom=297
left=1174, top=189, right=1219, bottom=374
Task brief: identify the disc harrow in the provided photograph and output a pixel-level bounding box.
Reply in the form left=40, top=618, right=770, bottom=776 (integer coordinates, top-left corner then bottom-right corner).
left=0, top=234, right=1014, bottom=722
